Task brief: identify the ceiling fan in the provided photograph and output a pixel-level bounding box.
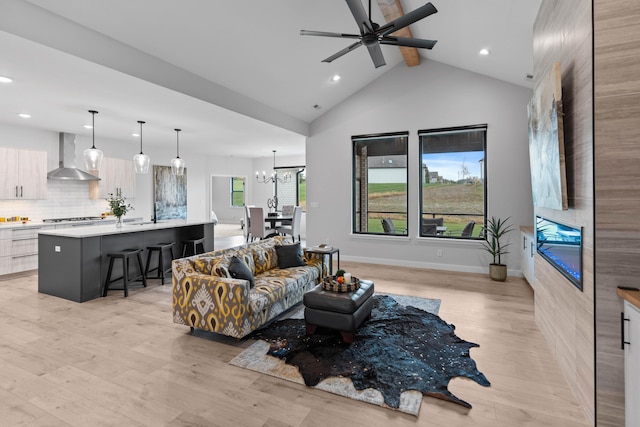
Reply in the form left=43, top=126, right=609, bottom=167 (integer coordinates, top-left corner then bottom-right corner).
left=300, top=0, right=438, bottom=69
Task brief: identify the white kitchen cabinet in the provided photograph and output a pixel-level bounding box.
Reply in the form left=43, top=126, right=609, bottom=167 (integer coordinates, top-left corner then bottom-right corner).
left=520, top=227, right=535, bottom=288
left=624, top=300, right=640, bottom=427
left=0, top=224, right=55, bottom=275
left=88, top=157, right=136, bottom=199
left=0, top=147, right=47, bottom=200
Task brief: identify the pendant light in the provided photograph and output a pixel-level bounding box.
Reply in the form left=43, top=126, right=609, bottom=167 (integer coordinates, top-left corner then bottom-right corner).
left=83, top=110, right=103, bottom=170
left=171, top=128, right=185, bottom=175
left=133, top=120, right=150, bottom=173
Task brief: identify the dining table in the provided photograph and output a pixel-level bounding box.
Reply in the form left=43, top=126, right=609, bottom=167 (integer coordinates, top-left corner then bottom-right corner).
left=264, top=214, right=292, bottom=229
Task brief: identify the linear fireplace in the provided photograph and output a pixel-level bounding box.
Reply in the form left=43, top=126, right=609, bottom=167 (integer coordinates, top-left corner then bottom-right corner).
left=536, top=216, right=583, bottom=291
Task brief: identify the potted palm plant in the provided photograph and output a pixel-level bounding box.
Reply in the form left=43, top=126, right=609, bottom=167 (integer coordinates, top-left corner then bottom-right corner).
left=481, top=216, right=513, bottom=281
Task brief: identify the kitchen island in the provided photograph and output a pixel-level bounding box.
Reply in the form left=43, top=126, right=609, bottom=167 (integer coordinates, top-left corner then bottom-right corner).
left=38, top=220, right=214, bottom=302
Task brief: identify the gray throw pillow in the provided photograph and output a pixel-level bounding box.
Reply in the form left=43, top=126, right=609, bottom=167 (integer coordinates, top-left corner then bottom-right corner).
left=228, top=255, right=254, bottom=287
left=275, top=243, right=305, bottom=268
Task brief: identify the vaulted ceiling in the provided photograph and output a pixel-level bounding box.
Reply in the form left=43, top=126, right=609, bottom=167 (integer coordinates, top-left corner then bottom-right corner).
left=0, top=0, right=541, bottom=158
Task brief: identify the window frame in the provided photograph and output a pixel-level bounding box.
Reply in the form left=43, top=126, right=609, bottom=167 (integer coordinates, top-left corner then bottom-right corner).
left=274, top=166, right=306, bottom=211
left=230, top=176, right=245, bottom=208
left=352, top=131, right=409, bottom=236
left=418, top=124, right=487, bottom=240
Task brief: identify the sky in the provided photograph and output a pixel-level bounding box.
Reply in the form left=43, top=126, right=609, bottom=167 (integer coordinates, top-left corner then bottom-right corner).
left=422, top=152, right=484, bottom=181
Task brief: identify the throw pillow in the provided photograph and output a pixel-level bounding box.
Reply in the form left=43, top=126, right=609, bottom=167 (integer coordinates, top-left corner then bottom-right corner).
left=275, top=243, right=306, bottom=269
left=228, top=255, right=255, bottom=288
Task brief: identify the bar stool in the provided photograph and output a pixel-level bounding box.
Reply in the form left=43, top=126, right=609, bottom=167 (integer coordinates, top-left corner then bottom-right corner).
left=103, top=248, right=147, bottom=297
left=145, top=242, right=175, bottom=284
left=182, top=237, right=205, bottom=257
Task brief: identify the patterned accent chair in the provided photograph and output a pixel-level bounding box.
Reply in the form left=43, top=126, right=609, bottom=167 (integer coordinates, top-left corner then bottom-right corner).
left=172, top=235, right=326, bottom=338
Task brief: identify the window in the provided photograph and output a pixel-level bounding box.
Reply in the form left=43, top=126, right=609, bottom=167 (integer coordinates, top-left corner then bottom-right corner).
left=230, top=177, right=245, bottom=207
left=352, top=132, right=409, bottom=235
left=275, top=167, right=306, bottom=210
left=419, top=125, right=486, bottom=239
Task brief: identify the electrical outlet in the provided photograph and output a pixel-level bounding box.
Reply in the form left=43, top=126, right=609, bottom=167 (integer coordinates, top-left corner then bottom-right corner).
left=437, top=249, right=443, bottom=257
left=54, top=245, right=61, bottom=253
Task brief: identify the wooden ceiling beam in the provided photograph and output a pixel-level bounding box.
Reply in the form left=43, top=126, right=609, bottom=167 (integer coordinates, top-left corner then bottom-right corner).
left=376, top=0, right=420, bottom=67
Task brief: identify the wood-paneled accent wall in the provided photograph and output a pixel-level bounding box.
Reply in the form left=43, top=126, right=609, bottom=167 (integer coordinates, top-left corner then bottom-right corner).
left=533, top=1, right=595, bottom=424
left=594, top=1, right=640, bottom=426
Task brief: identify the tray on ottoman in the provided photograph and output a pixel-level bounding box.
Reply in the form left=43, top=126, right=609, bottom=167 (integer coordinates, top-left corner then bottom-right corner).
left=303, top=279, right=374, bottom=343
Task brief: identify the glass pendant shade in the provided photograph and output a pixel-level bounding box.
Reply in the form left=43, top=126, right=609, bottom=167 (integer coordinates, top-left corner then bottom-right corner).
left=133, top=120, right=150, bottom=174
left=171, top=157, right=185, bottom=175
left=134, top=152, right=150, bottom=174
left=83, top=110, right=103, bottom=170
left=171, top=128, right=185, bottom=175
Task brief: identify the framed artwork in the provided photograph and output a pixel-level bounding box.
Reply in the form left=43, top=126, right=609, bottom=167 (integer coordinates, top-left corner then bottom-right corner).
left=527, top=62, right=568, bottom=211
left=153, top=165, right=187, bottom=220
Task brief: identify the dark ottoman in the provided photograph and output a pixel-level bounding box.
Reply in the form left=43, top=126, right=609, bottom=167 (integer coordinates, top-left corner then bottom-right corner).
left=303, top=279, right=374, bottom=343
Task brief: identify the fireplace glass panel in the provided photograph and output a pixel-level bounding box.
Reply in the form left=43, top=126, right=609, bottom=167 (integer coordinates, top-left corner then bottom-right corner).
left=536, top=216, right=583, bottom=291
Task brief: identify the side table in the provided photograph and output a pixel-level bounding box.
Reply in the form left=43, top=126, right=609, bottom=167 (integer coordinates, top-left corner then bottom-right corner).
left=305, top=246, right=340, bottom=276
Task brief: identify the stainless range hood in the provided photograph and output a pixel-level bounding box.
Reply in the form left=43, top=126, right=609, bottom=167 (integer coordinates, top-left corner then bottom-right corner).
left=47, top=133, right=101, bottom=181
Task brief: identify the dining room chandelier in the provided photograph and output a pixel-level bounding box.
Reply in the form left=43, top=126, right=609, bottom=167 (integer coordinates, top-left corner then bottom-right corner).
left=256, top=150, right=292, bottom=184
left=133, top=120, right=150, bottom=174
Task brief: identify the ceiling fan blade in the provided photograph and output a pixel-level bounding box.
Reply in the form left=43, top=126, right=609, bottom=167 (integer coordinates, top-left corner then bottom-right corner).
left=381, top=36, right=437, bottom=49
left=300, top=30, right=361, bottom=39
left=345, top=0, right=375, bottom=35
left=366, top=43, right=386, bottom=68
left=322, top=41, right=363, bottom=63
left=378, top=2, right=437, bottom=36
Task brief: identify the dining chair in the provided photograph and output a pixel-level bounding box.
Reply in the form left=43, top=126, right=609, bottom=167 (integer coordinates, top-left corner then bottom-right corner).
left=277, top=206, right=302, bottom=242
left=282, top=205, right=294, bottom=216
left=243, top=204, right=254, bottom=242
left=248, top=207, right=272, bottom=241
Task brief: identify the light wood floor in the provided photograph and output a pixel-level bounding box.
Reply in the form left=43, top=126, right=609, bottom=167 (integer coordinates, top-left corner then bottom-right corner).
left=0, top=249, right=590, bottom=426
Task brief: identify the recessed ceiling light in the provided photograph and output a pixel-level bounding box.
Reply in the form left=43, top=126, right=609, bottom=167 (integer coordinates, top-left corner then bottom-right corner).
left=132, top=133, right=140, bottom=137
left=479, top=48, right=491, bottom=55
left=18, top=113, right=31, bottom=118
left=0, top=76, right=13, bottom=83
left=331, top=74, right=341, bottom=82
left=84, top=124, right=93, bottom=129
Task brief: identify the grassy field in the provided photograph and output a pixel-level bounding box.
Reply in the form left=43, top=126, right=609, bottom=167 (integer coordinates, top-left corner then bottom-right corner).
left=364, top=182, right=484, bottom=236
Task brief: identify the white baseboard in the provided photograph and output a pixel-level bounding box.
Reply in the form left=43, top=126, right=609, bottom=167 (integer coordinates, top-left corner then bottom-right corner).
left=340, top=254, right=523, bottom=278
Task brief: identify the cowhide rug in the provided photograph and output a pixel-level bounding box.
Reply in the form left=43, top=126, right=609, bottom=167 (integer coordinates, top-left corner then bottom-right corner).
left=230, top=294, right=490, bottom=416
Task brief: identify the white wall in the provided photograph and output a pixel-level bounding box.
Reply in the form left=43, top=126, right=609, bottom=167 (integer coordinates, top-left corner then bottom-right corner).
left=306, top=60, right=534, bottom=274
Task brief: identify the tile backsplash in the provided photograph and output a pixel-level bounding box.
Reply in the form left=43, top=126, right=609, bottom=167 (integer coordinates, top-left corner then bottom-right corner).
left=0, top=180, right=136, bottom=221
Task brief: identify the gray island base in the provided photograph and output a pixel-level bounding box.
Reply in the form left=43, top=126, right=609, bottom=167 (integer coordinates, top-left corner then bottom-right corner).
left=38, top=220, right=214, bottom=302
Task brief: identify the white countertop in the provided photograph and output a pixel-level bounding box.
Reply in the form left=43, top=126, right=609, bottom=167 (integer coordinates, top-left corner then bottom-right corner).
left=38, top=220, right=214, bottom=238
left=0, top=217, right=143, bottom=230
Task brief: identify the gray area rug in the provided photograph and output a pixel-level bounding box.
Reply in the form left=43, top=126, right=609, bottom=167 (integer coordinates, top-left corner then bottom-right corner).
left=229, top=293, right=442, bottom=416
